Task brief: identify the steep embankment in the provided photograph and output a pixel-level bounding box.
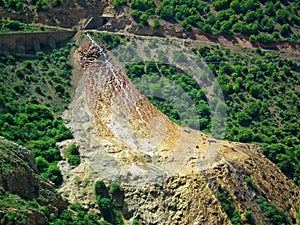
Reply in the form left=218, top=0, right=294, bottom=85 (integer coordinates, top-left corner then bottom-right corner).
left=0, top=136, right=68, bottom=225
left=59, top=39, right=300, bottom=224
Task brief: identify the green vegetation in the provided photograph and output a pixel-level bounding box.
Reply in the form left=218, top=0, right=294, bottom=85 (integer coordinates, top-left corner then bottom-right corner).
left=113, top=0, right=127, bottom=8
left=257, top=197, right=290, bottom=224
left=95, top=180, right=124, bottom=225
left=152, top=19, right=161, bottom=29
left=122, top=39, right=300, bottom=187
left=193, top=45, right=300, bottom=186
left=124, top=60, right=211, bottom=131
left=1, top=195, right=104, bottom=225
left=0, top=41, right=75, bottom=185
left=109, top=182, right=121, bottom=195
left=130, top=0, right=155, bottom=26
left=49, top=204, right=104, bottom=225
left=0, top=19, right=63, bottom=33
left=91, top=33, right=122, bottom=50
left=66, top=144, right=80, bottom=166
left=127, top=0, right=300, bottom=42
left=244, top=176, right=258, bottom=192
left=217, top=185, right=243, bottom=225
left=132, top=217, right=140, bottom=225
left=0, top=137, right=103, bottom=225
left=0, top=0, right=61, bottom=12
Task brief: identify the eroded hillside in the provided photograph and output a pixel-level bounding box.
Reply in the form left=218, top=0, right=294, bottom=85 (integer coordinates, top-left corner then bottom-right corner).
left=59, top=37, right=300, bottom=224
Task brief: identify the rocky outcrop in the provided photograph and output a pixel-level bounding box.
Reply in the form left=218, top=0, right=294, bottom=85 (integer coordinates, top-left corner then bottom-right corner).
left=0, top=137, right=39, bottom=200
left=122, top=175, right=231, bottom=225
left=0, top=136, right=68, bottom=225
left=59, top=40, right=300, bottom=224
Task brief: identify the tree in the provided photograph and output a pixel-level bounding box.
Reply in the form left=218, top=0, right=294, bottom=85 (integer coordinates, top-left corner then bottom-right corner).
left=139, top=13, right=149, bottom=26
left=237, top=111, right=252, bottom=126
left=130, top=0, right=154, bottom=11
left=113, top=0, right=126, bottom=7
left=213, top=0, right=229, bottom=11
left=280, top=24, right=291, bottom=37
left=265, top=2, right=276, bottom=16
left=109, top=182, right=121, bottom=194
left=244, top=11, right=258, bottom=23
left=46, top=164, right=63, bottom=186
left=275, top=9, right=289, bottom=24
left=159, top=5, right=174, bottom=20
left=67, top=155, right=80, bottom=166
left=35, top=156, right=49, bottom=173
left=96, top=197, right=116, bottom=223
left=95, top=180, right=109, bottom=198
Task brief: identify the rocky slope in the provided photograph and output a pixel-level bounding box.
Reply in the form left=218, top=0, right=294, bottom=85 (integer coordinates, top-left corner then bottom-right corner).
left=0, top=136, right=68, bottom=225
left=59, top=39, right=300, bottom=224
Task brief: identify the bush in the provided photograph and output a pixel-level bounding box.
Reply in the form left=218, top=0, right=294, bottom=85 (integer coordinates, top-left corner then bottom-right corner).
left=5, top=20, right=22, bottom=30
left=109, top=182, right=121, bottom=194
left=67, top=155, right=80, bottom=166
left=51, top=0, right=61, bottom=7
left=35, top=156, right=49, bottom=173
left=152, top=19, right=160, bottom=29
left=130, top=0, right=154, bottom=11
left=113, top=0, right=126, bottom=7
left=45, top=164, right=63, bottom=186
left=257, top=197, right=290, bottom=224
left=139, top=13, right=149, bottom=26
left=95, top=180, right=108, bottom=197
left=159, top=5, right=174, bottom=20
left=280, top=24, right=291, bottom=38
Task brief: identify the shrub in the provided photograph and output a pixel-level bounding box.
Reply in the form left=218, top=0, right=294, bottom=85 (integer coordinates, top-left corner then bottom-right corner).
left=139, top=13, right=149, bottom=26
left=113, top=0, right=126, bottom=7
left=109, top=182, right=121, bottom=194
left=67, top=155, right=80, bottom=166
left=35, top=156, right=49, bottom=173
left=5, top=20, right=22, bottom=30
left=95, top=180, right=108, bottom=197
left=130, top=0, right=155, bottom=11
left=257, top=197, right=290, bottom=224
left=159, top=5, right=174, bottom=20
left=51, top=0, right=61, bottom=7
left=152, top=19, right=160, bottom=29
left=45, top=164, right=63, bottom=186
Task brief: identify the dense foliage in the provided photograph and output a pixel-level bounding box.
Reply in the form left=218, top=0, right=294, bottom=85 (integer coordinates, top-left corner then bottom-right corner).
left=217, top=185, right=244, bottom=225
left=49, top=204, right=104, bottom=225
left=0, top=42, right=75, bottom=185
left=257, top=197, right=290, bottom=224
left=66, top=144, right=81, bottom=166
left=128, top=0, right=300, bottom=42
left=95, top=180, right=124, bottom=225
left=0, top=0, right=61, bottom=12
left=194, top=45, right=300, bottom=186
left=122, top=40, right=300, bottom=187
left=217, top=183, right=291, bottom=224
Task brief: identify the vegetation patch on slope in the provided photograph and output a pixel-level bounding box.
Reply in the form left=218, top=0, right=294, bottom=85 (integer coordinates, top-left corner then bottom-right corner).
left=0, top=41, right=76, bottom=185
left=126, top=0, right=300, bottom=43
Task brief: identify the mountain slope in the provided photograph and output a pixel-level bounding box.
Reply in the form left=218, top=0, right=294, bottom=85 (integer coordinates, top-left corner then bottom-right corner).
left=59, top=38, right=300, bottom=224
left=0, top=136, right=68, bottom=224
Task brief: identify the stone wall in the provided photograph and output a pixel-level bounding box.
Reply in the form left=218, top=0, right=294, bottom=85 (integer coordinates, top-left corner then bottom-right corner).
left=0, top=31, right=76, bottom=54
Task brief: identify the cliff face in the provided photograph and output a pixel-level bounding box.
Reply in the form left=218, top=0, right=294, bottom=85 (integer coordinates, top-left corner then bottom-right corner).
left=0, top=137, right=68, bottom=225
left=60, top=41, right=300, bottom=224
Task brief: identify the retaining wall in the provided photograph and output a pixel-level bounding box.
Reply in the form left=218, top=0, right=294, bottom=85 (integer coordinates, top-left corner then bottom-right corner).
left=0, top=31, right=76, bottom=54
